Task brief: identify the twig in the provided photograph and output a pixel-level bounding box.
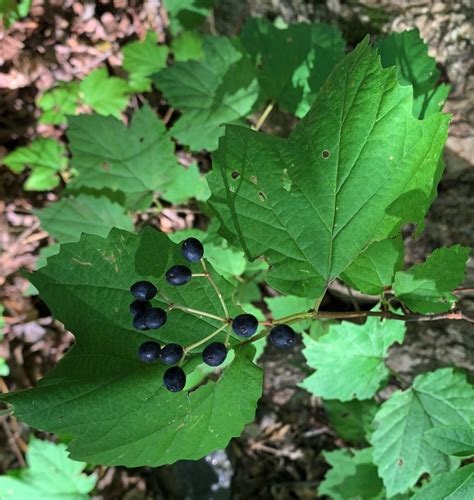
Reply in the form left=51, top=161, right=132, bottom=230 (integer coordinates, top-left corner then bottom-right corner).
left=168, top=304, right=227, bottom=323
left=201, top=259, right=229, bottom=319
left=162, top=107, right=175, bottom=125
left=254, top=101, right=275, bottom=131
left=184, top=323, right=228, bottom=353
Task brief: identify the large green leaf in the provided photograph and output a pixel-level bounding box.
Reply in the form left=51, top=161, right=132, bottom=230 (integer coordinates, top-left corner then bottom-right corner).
left=4, top=228, right=263, bottom=466
left=370, top=368, right=474, bottom=496
left=207, top=38, right=450, bottom=298
left=393, top=245, right=470, bottom=313
left=2, top=138, right=67, bottom=191
left=154, top=36, right=258, bottom=151
left=0, top=438, right=96, bottom=499
left=66, top=105, right=179, bottom=205
left=341, top=235, right=404, bottom=295
left=35, top=194, right=134, bottom=243
left=424, top=425, right=474, bottom=457
left=79, top=68, right=130, bottom=118
left=300, top=317, right=405, bottom=400
left=240, top=17, right=345, bottom=117
left=319, top=448, right=384, bottom=500
left=412, top=463, right=474, bottom=500
left=122, top=31, right=168, bottom=91
left=377, top=29, right=450, bottom=119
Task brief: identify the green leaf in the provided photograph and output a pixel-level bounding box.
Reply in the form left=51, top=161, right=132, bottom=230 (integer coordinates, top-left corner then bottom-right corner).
left=370, top=368, right=474, bottom=496
left=393, top=245, right=470, bottom=313
left=0, top=438, right=96, bottom=499
left=341, top=235, right=404, bottom=295
left=412, top=463, right=474, bottom=500
left=66, top=105, right=179, bottom=206
left=154, top=36, right=259, bottom=151
left=207, top=38, right=450, bottom=298
left=122, top=31, right=168, bottom=91
left=265, top=295, right=313, bottom=331
left=171, top=30, right=204, bottom=61
left=319, top=448, right=384, bottom=500
left=377, top=29, right=450, bottom=119
left=161, top=162, right=211, bottom=204
left=301, top=317, right=405, bottom=400
left=79, top=68, right=130, bottom=118
left=38, top=82, right=81, bottom=125
left=4, top=228, right=263, bottom=466
left=324, top=399, right=378, bottom=443
left=35, top=194, right=134, bottom=243
left=2, top=138, right=67, bottom=191
left=241, top=17, right=345, bottom=117
left=424, top=425, right=474, bottom=457
left=164, top=0, right=215, bottom=35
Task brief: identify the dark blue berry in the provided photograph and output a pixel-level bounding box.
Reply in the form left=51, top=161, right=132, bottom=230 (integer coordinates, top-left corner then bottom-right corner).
left=145, top=307, right=167, bottom=329
left=160, top=343, right=184, bottom=365
left=181, top=237, right=204, bottom=262
left=202, top=342, right=227, bottom=367
left=129, top=299, right=151, bottom=316
left=130, top=281, right=157, bottom=301
left=269, top=324, right=297, bottom=348
left=133, top=312, right=149, bottom=330
left=138, top=341, right=161, bottom=362
left=163, top=366, right=186, bottom=392
left=165, top=265, right=192, bottom=286
left=232, top=314, right=258, bottom=337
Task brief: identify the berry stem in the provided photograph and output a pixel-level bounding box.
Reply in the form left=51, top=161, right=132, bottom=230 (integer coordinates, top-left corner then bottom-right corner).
left=168, top=304, right=227, bottom=323
left=184, top=323, right=228, bottom=353
left=192, top=273, right=208, bottom=277
left=200, top=258, right=229, bottom=319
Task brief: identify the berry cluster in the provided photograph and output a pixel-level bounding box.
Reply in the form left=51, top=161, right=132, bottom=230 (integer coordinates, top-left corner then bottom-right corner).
left=129, top=237, right=297, bottom=393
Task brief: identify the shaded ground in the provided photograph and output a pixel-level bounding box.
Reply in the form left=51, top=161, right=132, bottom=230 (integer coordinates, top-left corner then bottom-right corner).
left=0, top=1, right=473, bottom=499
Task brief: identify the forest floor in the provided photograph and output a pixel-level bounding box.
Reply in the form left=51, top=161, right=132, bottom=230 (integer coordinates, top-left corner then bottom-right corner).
left=0, top=1, right=473, bottom=499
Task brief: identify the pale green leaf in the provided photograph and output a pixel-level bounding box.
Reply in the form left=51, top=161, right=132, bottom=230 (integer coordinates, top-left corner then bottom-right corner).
left=240, top=17, right=346, bottom=117
left=3, top=228, right=263, bottom=467
left=80, top=68, right=129, bottom=118
left=161, top=163, right=211, bottom=204
left=341, top=235, right=404, bottom=295
left=265, top=295, right=313, bottom=331
left=370, top=368, right=474, bottom=496
left=319, top=448, right=384, bottom=500
left=35, top=194, right=134, bottom=243
left=412, top=463, right=474, bottom=500
left=2, top=138, right=67, bottom=191
left=154, top=36, right=258, bottom=151
left=171, top=30, right=204, bottom=61
left=38, top=82, right=81, bottom=125
left=393, top=245, right=470, bottom=313
left=66, top=105, right=179, bottom=206
left=424, top=425, right=474, bottom=457
left=377, top=29, right=450, bottom=118
left=122, top=31, right=168, bottom=91
left=301, top=317, right=405, bottom=400
left=0, top=438, right=96, bottom=499
left=207, top=38, right=450, bottom=298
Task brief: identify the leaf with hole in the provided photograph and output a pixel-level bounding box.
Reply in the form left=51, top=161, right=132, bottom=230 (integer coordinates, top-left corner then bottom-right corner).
left=207, top=38, right=450, bottom=298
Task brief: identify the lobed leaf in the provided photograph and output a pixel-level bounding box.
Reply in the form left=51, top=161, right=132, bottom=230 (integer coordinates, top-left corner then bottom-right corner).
left=0, top=438, right=96, bottom=499
left=4, top=228, right=263, bottom=466
left=154, top=36, right=259, bottom=151
left=207, top=38, right=450, bottom=298
left=393, top=245, right=470, bottom=313
left=370, top=368, right=474, bottom=496
left=301, top=317, right=405, bottom=400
